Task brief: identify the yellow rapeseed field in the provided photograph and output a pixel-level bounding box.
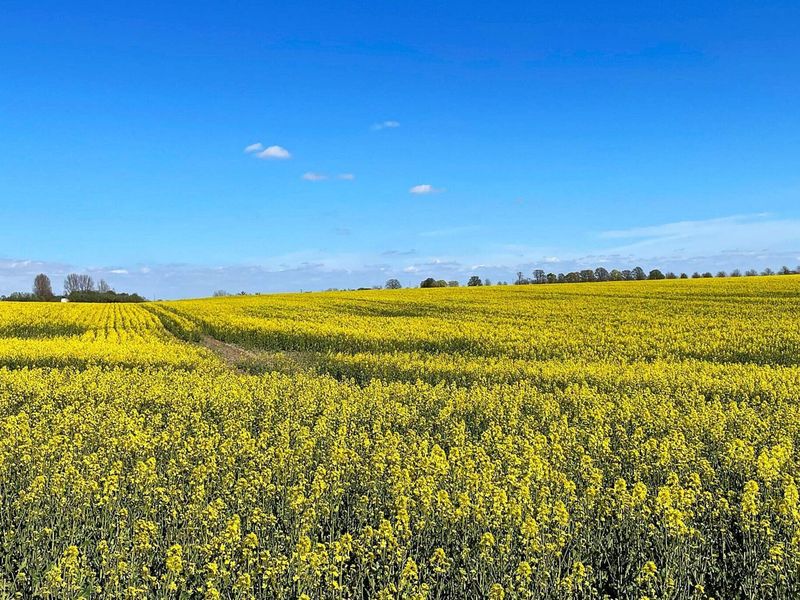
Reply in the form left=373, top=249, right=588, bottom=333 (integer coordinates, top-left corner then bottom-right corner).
left=1, top=276, right=800, bottom=598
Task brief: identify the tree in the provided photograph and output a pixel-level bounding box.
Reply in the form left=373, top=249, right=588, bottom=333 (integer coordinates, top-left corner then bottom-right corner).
left=64, top=273, right=94, bottom=295
left=213, top=290, right=229, bottom=297
left=716, top=271, right=727, bottom=278
left=648, top=269, right=665, bottom=280
left=621, top=270, right=633, bottom=281
left=565, top=272, right=581, bottom=283
left=447, top=280, right=459, bottom=287
left=3, top=292, right=39, bottom=302
left=779, top=266, right=793, bottom=275
left=580, top=269, right=596, bottom=283
left=33, top=274, right=54, bottom=300
left=691, top=272, right=701, bottom=279
left=745, top=269, right=758, bottom=276
left=467, top=276, right=482, bottom=287
left=762, top=268, right=774, bottom=276
left=730, top=269, right=742, bottom=277
left=483, top=278, right=492, bottom=286
left=98, top=279, right=112, bottom=293
left=385, top=278, right=402, bottom=290
left=546, top=273, right=557, bottom=284
left=594, top=267, right=610, bottom=282
left=532, top=269, right=546, bottom=284
left=665, top=272, right=677, bottom=279
left=610, top=269, right=624, bottom=281
left=680, top=273, right=688, bottom=279
left=702, top=272, right=713, bottom=278
left=420, top=278, right=437, bottom=288
left=632, top=267, right=647, bottom=280
left=435, top=279, right=448, bottom=288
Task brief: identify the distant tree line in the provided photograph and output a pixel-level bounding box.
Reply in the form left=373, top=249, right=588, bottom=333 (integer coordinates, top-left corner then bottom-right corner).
left=0, top=273, right=145, bottom=302
left=375, top=264, right=800, bottom=290
left=507, top=265, right=800, bottom=284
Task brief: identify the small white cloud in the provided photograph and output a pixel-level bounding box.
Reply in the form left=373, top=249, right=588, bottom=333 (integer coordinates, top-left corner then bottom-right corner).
left=140, top=267, right=151, bottom=274
left=302, top=172, right=328, bottom=181
left=410, top=184, right=444, bottom=195
left=403, top=265, right=419, bottom=273
left=257, top=145, right=292, bottom=160
left=243, top=142, right=264, bottom=153
left=338, top=173, right=356, bottom=180
left=372, top=120, right=400, bottom=131
left=109, top=269, right=128, bottom=275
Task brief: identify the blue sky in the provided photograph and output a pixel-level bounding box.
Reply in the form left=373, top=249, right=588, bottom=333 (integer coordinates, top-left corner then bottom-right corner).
left=2, top=1, right=799, bottom=298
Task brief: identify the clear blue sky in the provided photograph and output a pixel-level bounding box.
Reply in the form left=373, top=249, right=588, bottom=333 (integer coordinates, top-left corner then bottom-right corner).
left=2, top=1, right=799, bottom=297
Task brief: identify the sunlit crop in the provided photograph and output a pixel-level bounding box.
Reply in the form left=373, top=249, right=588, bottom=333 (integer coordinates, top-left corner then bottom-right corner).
left=1, top=276, right=800, bottom=598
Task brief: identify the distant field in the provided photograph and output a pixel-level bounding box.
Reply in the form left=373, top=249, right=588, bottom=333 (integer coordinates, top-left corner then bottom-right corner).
left=1, top=277, right=800, bottom=598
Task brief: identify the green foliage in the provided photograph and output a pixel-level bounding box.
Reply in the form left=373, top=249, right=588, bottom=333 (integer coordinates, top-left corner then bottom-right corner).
left=67, top=290, right=145, bottom=303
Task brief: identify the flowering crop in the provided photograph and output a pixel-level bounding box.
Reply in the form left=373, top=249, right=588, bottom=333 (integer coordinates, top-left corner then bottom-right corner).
left=1, top=276, right=800, bottom=598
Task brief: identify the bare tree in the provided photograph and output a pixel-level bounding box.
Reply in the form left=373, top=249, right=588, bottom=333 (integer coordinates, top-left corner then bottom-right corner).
left=33, top=274, right=54, bottom=300
left=64, top=273, right=95, bottom=295
left=213, top=290, right=229, bottom=297
left=97, top=279, right=112, bottom=293
left=385, top=278, right=402, bottom=290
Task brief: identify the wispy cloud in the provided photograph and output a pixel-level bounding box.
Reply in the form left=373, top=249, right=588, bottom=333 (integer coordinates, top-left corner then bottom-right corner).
left=410, top=184, right=444, bottom=195
left=337, top=173, right=356, bottom=180
left=243, top=142, right=264, bottom=153
left=372, top=120, right=400, bottom=131
left=302, top=172, right=328, bottom=181
left=420, top=225, right=479, bottom=238
left=601, top=213, right=773, bottom=240
left=598, top=214, right=800, bottom=259
left=256, top=145, right=292, bottom=160
left=5, top=215, right=798, bottom=299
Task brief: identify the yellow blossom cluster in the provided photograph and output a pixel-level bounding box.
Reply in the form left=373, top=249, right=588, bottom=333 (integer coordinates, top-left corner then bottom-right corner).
left=1, top=276, right=799, bottom=598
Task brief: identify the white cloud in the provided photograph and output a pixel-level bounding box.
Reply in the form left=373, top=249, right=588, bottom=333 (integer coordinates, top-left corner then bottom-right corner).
left=109, top=269, right=129, bottom=275
left=256, top=145, right=292, bottom=160
left=338, top=173, right=356, bottom=180
left=410, top=184, right=444, bottom=195
left=302, top=172, right=328, bottom=181
left=372, top=120, right=400, bottom=131
left=243, top=142, right=264, bottom=153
